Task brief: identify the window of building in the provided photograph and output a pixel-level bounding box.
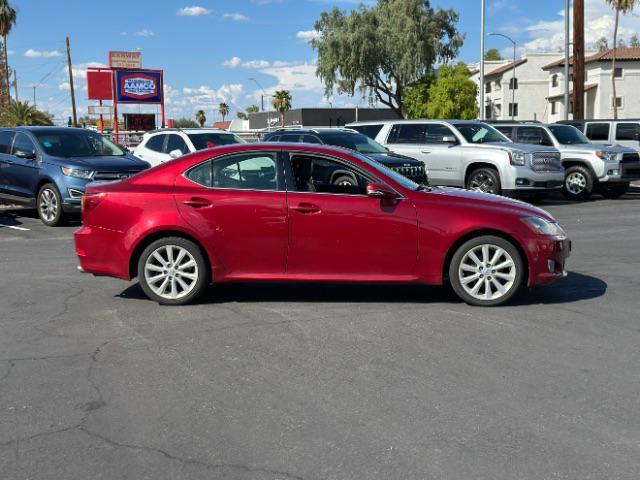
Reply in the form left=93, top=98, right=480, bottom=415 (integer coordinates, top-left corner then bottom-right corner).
left=585, top=123, right=610, bottom=141
left=615, top=123, right=640, bottom=141
left=509, top=77, right=519, bottom=90
left=508, top=103, right=519, bottom=117
left=551, top=101, right=557, bottom=115
left=614, top=67, right=623, bottom=78
left=612, top=96, right=623, bottom=109
left=485, top=82, right=492, bottom=94
left=552, top=75, right=558, bottom=87
left=485, top=105, right=492, bottom=120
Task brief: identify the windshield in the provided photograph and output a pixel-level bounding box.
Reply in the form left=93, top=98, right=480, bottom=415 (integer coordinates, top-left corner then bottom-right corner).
left=33, top=130, right=125, bottom=157
left=453, top=123, right=511, bottom=144
left=187, top=133, right=246, bottom=150
left=548, top=125, right=590, bottom=145
left=319, top=132, right=388, bottom=154
left=352, top=151, right=420, bottom=190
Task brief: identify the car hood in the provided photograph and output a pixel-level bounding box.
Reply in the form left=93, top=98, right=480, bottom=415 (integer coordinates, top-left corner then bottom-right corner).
left=557, top=143, right=635, bottom=154
left=47, top=154, right=150, bottom=171
left=366, top=152, right=423, bottom=166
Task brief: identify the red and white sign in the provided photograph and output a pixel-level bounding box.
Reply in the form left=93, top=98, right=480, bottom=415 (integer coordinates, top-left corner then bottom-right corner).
left=88, top=105, right=113, bottom=115
left=108, top=51, right=142, bottom=69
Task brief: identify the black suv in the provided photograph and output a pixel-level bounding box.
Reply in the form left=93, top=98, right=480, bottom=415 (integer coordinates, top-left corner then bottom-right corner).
left=262, top=128, right=428, bottom=185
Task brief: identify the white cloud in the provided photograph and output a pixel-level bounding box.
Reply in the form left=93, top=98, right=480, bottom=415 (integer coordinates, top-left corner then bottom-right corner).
left=58, top=82, right=70, bottom=91
left=223, top=56, right=242, bottom=68
left=223, top=13, right=248, bottom=21
left=7, top=49, right=13, bottom=56
left=222, top=57, right=273, bottom=69
left=177, top=6, right=211, bottom=16
left=25, top=49, right=62, bottom=58
left=296, top=30, right=320, bottom=43
left=134, top=29, right=155, bottom=37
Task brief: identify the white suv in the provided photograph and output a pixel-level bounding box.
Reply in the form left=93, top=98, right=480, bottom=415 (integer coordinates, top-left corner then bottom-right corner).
left=133, top=128, right=245, bottom=166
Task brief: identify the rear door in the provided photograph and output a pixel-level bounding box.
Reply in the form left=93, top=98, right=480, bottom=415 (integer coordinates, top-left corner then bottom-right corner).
left=384, top=123, right=430, bottom=167
left=7, top=132, right=40, bottom=199
left=584, top=122, right=611, bottom=144
left=136, top=134, right=168, bottom=166
left=0, top=130, right=16, bottom=196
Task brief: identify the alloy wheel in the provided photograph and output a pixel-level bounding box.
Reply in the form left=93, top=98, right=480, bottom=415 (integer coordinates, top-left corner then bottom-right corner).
left=39, top=188, right=58, bottom=222
left=144, top=245, right=199, bottom=300
left=458, top=244, right=516, bottom=301
left=566, top=172, right=586, bottom=195
left=469, top=173, right=497, bottom=194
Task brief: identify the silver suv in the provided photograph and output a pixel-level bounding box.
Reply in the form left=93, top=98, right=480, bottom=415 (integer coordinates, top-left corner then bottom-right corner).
left=347, top=120, right=564, bottom=198
left=494, top=123, right=640, bottom=200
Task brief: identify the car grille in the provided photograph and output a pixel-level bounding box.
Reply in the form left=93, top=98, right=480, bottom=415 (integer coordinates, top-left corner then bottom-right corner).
left=531, top=152, right=562, bottom=172
left=622, top=153, right=640, bottom=163
left=93, top=171, right=140, bottom=181
left=392, top=165, right=426, bottom=179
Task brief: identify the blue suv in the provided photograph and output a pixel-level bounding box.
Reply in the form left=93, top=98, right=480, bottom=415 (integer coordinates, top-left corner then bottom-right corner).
left=0, top=127, right=150, bottom=226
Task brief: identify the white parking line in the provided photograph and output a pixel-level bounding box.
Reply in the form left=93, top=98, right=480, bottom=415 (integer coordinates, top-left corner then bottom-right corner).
left=0, top=224, right=30, bottom=231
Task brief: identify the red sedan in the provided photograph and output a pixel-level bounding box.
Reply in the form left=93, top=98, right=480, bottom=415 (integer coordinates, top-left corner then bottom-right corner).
left=74, top=143, right=570, bottom=306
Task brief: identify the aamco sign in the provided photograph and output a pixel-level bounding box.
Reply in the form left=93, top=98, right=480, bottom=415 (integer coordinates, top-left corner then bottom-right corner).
left=115, top=70, right=163, bottom=104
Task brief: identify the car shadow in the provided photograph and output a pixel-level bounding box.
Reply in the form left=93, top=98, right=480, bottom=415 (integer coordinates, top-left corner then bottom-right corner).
left=0, top=208, right=81, bottom=226
left=117, top=271, right=606, bottom=307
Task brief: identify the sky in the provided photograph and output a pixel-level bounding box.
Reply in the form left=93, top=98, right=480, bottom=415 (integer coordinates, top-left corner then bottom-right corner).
left=5, top=0, right=640, bottom=123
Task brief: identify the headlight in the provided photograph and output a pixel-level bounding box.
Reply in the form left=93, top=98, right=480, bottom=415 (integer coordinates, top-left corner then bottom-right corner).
left=521, top=216, right=566, bottom=237
left=61, top=167, right=94, bottom=180
left=509, top=150, right=527, bottom=166
left=595, top=151, right=618, bottom=161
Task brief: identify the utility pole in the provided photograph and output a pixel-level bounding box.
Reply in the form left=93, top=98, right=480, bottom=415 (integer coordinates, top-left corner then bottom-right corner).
left=564, top=0, right=570, bottom=120
left=489, top=33, right=517, bottom=120
left=66, top=36, right=78, bottom=127
left=13, top=69, right=17, bottom=102
left=572, top=0, right=585, bottom=120
left=480, top=0, right=486, bottom=120
left=33, top=86, right=36, bottom=108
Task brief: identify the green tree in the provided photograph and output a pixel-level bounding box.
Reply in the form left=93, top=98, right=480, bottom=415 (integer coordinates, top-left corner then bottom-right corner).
left=0, top=0, right=16, bottom=106
left=422, top=63, right=478, bottom=120
left=0, top=100, right=53, bottom=126
left=236, top=104, right=260, bottom=120
left=311, top=0, right=463, bottom=118
left=195, top=109, right=206, bottom=127
left=630, top=33, right=640, bottom=47
left=272, top=90, right=292, bottom=126
left=596, top=36, right=609, bottom=51
left=218, top=102, right=229, bottom=122
left=173, top=118, right=199, bottom=128
left=606, top=0, right=637, bottom=119
left=403, top=73, right=436, bottom=118
left=484, top=48, right=503, bottom=61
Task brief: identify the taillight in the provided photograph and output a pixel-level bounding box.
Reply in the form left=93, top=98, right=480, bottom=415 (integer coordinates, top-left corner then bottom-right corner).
left=81, top=192, right=106, bottom=213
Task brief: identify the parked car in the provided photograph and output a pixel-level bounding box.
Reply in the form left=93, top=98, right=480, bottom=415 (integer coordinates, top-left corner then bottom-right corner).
left=133, top=128, right=245, bottom=166
left=75, top=143, right=570, bottom=307
left=558, top=119, right=640, bottom=153
left=262, top=127, right=427, bottom=184
left=494, top=123, right=640, bottom=200
left=347, top=120, right=564, bottom=198
left=0, top=127, right=150, bottom=226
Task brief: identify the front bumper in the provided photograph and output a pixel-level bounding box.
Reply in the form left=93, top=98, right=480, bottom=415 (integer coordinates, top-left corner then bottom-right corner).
left=598, top=160, right=640, bottom=183
left=503, top=167, right=564, bottom=193
left=527, top=236, right=571, bottom=287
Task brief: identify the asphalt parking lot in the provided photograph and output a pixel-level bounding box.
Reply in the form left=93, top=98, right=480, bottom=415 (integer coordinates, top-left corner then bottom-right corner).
left=1, top=190, right=640, bottom=480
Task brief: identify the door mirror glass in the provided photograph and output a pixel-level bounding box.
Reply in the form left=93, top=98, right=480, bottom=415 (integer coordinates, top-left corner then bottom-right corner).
left=366, top=182, right=397, bottom=200
left=14, top=150, right=37, bottom=160
left=169, top=149, right=183, bottom=159
left=442, top=135, right=458, bottom=145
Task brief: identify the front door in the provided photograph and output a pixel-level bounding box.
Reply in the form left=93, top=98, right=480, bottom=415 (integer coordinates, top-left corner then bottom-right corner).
left=174, top=150, right=288, bottom=276
left=0, top=130, right=16, bottom=196
left=8, top=132, right=40, bottom=199
left=418, top=123, right=463, bottom=186
left=284, top=152, right=418, bottom=278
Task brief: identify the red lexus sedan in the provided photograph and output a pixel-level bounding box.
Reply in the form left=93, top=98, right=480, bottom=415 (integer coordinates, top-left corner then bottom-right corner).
left=74, top=143, right=570, bottom=307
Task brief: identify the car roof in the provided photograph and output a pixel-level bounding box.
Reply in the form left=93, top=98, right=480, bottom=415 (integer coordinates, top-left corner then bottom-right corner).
left=347, top=119, right=489, bottom=126
left=145, top=128, right=231, bottom=135
left=0, top=126, right=89, bottom=133
left=265, top=127, right=359, bottom=135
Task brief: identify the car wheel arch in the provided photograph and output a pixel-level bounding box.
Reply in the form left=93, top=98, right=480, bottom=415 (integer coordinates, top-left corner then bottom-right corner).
left=464, top=162, right=501, bottom=184
left=561, top=159, right=596, bottom=177
left=441, top=228, right=530, bottom=286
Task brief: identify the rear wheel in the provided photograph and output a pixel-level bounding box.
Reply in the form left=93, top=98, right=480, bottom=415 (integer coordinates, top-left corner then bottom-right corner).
left=137, top=237, right=209, bottom=305
left=449, top=235, right=524, bottom=307
left=466, top=168, right=501, bottom=195
left=37, top=183, right=66, bottom=227
left=562, top=165, right=594, bottom=201
left=600, top=182, right=629, bottom=198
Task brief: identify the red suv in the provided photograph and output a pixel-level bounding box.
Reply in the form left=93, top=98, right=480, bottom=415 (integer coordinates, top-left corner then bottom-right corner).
left=75, top=143, right=570, bottom=306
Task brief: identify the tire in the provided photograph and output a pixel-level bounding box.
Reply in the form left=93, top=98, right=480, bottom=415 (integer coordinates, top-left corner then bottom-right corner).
left=466, top=167, right=501, bottom=195
left=449, top=235, right=525, bottom=307
left=562, top=165, right=594, bottom=201
left=600, top=182, right=629, bottom=199
left=333, top=174, right=358, bottom=186
left=37, top=183, right=66, bottom=227
left=137, top=237, right=209, bottom=305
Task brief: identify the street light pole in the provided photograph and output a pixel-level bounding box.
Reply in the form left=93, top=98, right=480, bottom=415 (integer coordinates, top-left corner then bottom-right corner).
left=564, top=0, right=570, bottom=120
left=480, top=0, right=485, bottom=120
left=249, top=77, right=274, bottom=129
left=489, top=32, right=517, bottom=121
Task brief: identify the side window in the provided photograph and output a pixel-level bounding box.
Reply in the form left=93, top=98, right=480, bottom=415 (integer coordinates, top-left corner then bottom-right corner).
left=290, top=155, right=370, bottom=195
left=425, top=124, right=457, bottom=144
left=145, top=134, right=165, bottom=152
left=165, top=134, right=188, bottom=154
left=186, top=161, right=213, bottom=187
left=494, top=126, right=514, bottom=139
left=280, top=134, right=302, bottom=143
left=213, top=152, right=280, bottom=191
left=0, top=131, right=16, bottom=154
left=615, top=123, right=640, bottom=141
left=516, top=127, right=553, bottom=146
left=387, top=124, right=428, bottom=144
left=11, top=133, right=37, bottom=156
left=265, top=135, right=281, bottom=142
left=585, top=123, right=610, bottom=142
left=302, top=135, right=322, bottom=144
left=351, top=124, right=383, bottom=139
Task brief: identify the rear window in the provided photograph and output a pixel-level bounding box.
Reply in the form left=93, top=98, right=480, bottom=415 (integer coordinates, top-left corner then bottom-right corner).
left=187, top=133, right=245, bottom=150
left=350, top=124, right=384, bottom=140
left=615, top=123, right=640, bottom=141
left=145, top=134, right=165, bottom=152
left=585, top=123, right=610, bottom=141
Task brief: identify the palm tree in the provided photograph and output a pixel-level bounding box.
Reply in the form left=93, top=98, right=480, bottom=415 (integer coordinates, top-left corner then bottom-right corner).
left=0, top=100, right=53, bottom=126
left=0, top=0, right=16, bottom=105
left=218, top=102, right=229, bottom=122
left=272, top=90, right=292, bottom=127
left=606, top=0, right=637, bottom=119
left=195, top=109, right=206, bottom=127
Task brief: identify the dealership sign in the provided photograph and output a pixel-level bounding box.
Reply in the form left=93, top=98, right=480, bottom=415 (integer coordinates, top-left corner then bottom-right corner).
left=108, top=51, right=142, bottom=69
left=114, top=70, right=163, bottom=104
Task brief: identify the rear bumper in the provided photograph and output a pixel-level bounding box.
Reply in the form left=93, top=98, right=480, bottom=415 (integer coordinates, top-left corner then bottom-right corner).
left=74, top=225, right=131, bottom=280
left=527, top=236, right=571, bottom=287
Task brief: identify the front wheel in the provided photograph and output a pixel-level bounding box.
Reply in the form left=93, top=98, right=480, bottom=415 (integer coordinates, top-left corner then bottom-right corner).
left=466, top=168, right=501, bottom=195
left=449, top=236, right=524, bottom=307
left=37, top=183, right=66, bottom=227
left=600, top=182, right=629, bottom=198
left=562, top=165, right=594, bottom=201
left=137, top=237, right=209, bottom=305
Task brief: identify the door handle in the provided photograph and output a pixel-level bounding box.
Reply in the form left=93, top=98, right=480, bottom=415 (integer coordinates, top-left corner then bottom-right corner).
left=0, top=159, right=13, bottom=164
left=182, top=197, right=212, bottom=208
left=420, top=150, right=431, bottom=154
left=291, top=202, right=321, bottom=214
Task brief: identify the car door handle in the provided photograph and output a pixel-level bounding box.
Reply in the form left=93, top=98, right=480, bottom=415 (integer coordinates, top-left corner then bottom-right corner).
left=420, top=150, right=431, bottom=154
left=0, top=159, right=13, bottom=164
left=182, top=197, right=212, bottom=208
left=291, top=202, right=321, bottom=214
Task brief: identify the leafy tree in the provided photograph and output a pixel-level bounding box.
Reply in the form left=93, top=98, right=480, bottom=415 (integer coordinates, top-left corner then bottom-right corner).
left=630, top=33, right=640, bottom=47
left=236, top=111, right=248, bottom=120
left=596, top=36, right=609, bottom=51
left=0, top=100, right=53, bottom=126
left=404, top=73, right=436, bottom=119
left=311, top=0, right=463, bottom=118
left=605, top=0, right=637, bottom=119
left=272, top=90, right=292, bottom=126
left=484, top=48, right=503, bottom=61
left=195, top=109, right=206, bottom=127
left=422, top=63, right=478, bottom=120
left=172, top=118, right=199, bottom=128
left=218, top=102, right=229, bottom=122
left=0, top=0, right=16, bottom=106
left=236, top=105, right=260, bottom=120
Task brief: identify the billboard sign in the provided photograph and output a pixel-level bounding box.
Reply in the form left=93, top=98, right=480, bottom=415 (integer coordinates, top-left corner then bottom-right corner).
left=108, top=51, right=142, bottom=69
left=88, top=105, right=113, bottom=115
left=115, top=70, right=162, bottom=104
left=87, top=70, right=113, bottom=100
left=124, top=113, right=156, bottom=131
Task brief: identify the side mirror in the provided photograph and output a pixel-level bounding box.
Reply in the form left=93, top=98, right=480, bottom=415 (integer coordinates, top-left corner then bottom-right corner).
left=15, top=150, right=36, bottom=160
left=169, top=149, right=183, bottom=159
left=442, top=135, right=458, bottom=146
left=367, top=182, right=397, bottom=200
